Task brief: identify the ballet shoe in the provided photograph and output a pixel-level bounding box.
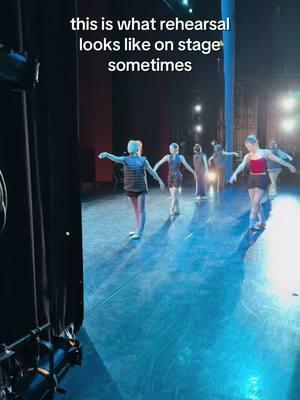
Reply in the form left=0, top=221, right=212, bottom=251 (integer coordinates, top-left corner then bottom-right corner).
left=255, top=222, right=266, bottom=230
left=248, top=226, right=259, bottom=232
left=131, top=232, right=142, bottom=240
left=129, top=231, right=136, bottom=236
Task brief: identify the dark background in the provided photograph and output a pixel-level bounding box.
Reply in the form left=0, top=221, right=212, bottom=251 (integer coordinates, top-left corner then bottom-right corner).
left=79, top=0, right=221, bottom=185
left=79, top=0, right=300, bottom=187
left=0, top=0, right=83, bottom=344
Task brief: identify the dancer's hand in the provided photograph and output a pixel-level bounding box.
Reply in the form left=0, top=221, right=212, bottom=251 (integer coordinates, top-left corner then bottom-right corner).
left=229, top=175, right=237, bottom=184
left=98, top=152, right=107, bottom=159
left=289, top=165, right=296, bottom=173
left=159, top=181, right=165, bottom=191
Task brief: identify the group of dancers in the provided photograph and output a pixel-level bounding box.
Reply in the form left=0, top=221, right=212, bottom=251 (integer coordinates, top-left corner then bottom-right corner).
left=98, top=135, right=296, bottom=239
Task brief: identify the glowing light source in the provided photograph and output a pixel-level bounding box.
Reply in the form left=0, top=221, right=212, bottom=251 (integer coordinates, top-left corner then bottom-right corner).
left=194, top=104, right=202, bottom=112
left=208, top=172, right=216, bottom=182
left=182, top=0, right=189, bottom=5
left=281, top=96, right=296, bottom=111
left=281, top=118, right=296, bottom=132
left=195, top=125, right=203, bottom=133
left=265, top=196, right=300, bottom=305
left=188, top=8, right=193, bottom=13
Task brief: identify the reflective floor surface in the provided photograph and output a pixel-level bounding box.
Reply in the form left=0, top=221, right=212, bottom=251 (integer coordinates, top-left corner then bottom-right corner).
left=61, top=186, right=300, bottom=400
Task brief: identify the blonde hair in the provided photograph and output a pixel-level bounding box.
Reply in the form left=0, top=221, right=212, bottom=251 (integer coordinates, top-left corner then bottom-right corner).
left=193, top=143, right=202, bottom=153
left=170, top=143, right=179, bottom=153
left=245, top=135, right=258, bottom=144
left=127, top=140, right=139, bottom=154
left=136, top=140, right=143, bottom=156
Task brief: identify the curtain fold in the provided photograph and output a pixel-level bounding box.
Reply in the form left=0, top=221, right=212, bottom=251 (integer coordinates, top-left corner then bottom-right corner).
left=0, top=0, right=83, bottom=345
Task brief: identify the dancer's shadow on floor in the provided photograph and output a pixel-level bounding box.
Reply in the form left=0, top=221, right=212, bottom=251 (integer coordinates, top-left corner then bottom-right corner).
left=288, top=350, right=300, bottom=400
left=146, top=216, right=175, bottom=245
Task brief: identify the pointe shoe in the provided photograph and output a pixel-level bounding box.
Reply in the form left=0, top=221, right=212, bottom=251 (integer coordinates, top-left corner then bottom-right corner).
left=255, top=222, right=266, bottom=230
left=131, top=232, right=142, bottom=240
left=129, top=231, right=136, bottom=237
left=170, top=209, right=180, bottom=216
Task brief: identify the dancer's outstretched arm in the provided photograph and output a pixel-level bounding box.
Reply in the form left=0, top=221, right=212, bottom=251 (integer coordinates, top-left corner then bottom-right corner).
left=181, top=156, right=196, bottom=176
left=98, top=152, right=124, bottom=163
left=223, top=151, right=239, bottom=157
left=277, top=149, right=293, bottom=162
left=229, top=154, right=250, bottom=184
left=145, top=160, right=165, bottom=190
left=154, top=155, right=169, bottom=171
left=203, top=154, right=209, bottom=175
left=267, top=152, right=296, bottom=173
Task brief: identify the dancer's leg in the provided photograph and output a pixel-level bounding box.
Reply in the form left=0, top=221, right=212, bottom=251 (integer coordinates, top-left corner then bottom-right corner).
left=218, top=168, right=226, bottom=192
left=257, top=204, right=266, bottom=226
left=199, top=173, right=206, bottom=197
left=272, top=171, right=280, bottom=196
left=173, top=187, right=180, bottom=213
left=137, top=194, right=146, bottom=234
left=169, top=187, right=175, bottom=214
left=216, top=169, right=220, bottom=192
left=269, top=172, right=276, bottom=196
left=170, top=187, right=179, bottom=214
left=128, top=196, right=139, bottom=233
left=248, top=188, right=256, bottom=228
left=249, top=188, right=265, bottom=228
left=195, top=174, right=200, bottom=197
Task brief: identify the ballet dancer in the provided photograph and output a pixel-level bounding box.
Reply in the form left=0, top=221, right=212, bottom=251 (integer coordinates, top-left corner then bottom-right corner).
left=98, top=140, right=165, bottom=240
left=154, top=143, right=196, bottom=216
left=193, top=144, right=209, bottom=200
left=267, top=139, right=293, bottom=197
left=229, top=135, right=296, bottom=231
left=208, top=144, right=239, bottom=192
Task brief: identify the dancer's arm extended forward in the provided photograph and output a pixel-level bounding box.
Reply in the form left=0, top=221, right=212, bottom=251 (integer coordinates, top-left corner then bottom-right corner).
left=267, top=152, right=296, bottom=173
left=277, top=149, right=293, bottom=162
left=229, top=154, right=250, bottom=184
left=145, top=160, right=165, bottom=190
left=181, top=156, right=197, bottom=177
left=154, top=155, right=169, bottom=171
left=223, top=150, right=239, bottom=157
left=98, top=152, right=124, bottom=163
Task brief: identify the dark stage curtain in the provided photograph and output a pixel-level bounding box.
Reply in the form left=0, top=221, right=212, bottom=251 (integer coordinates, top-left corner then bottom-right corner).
left=0, top=0, right=83, bottom=344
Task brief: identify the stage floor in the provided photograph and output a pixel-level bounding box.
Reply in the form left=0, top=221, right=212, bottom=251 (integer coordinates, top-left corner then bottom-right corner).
left=62, top=186, right=300, bottom=400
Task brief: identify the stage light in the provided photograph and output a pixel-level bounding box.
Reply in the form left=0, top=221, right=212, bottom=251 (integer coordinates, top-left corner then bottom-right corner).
left=195, top=125, right=203, bottom=133
left=188, top=8, right=193, bottom=13
left=0, top=45, right=39, bottom=90
left=281, top=118, right=296, bottom=132
left=182, top=0, right=189, bottom=6
left=208, top=172, right=216, bottom=182
left=195, top=104, right=202, bottom=112
left=281, top=96, right=296, bottom=111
